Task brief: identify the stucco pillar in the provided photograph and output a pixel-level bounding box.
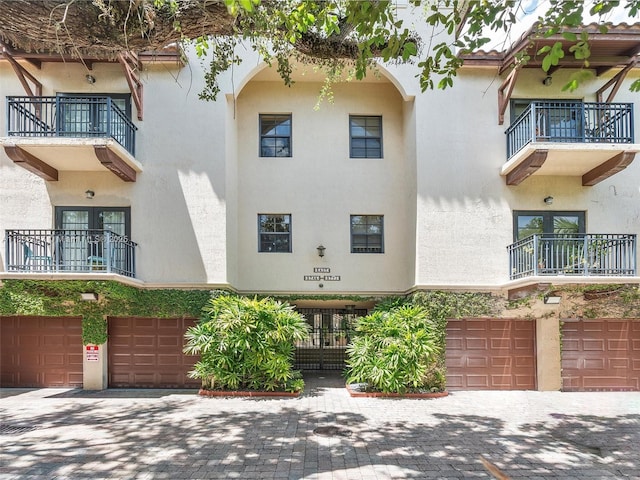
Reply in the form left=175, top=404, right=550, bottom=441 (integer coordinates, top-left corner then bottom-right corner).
left=83, top=342, right=108, bottom=390
left=536, top=317, right=562, bottom=391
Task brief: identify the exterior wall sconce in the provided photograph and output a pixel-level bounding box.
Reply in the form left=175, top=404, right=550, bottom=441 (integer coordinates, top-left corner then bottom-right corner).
left=80, top=292, right=98, bottom=301
left=85, top=190, right=95, bottom=199
left=86, top=74, right=96, bottom=84
left=544, top=196, right=554, bottom=205
left=317, top=245, right=326, bottom=257
left=542, top=75, right=552, bottom=86
left=544, top=295, right=561, bottom=304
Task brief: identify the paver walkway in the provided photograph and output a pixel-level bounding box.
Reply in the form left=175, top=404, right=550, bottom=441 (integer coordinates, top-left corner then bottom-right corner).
left=1, top=373, right=639, bottom=479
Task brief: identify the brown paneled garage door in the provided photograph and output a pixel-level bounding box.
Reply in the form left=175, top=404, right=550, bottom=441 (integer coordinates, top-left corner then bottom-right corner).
left=446, top=319, right=536, bottom=390
left=562, top=319, right=640, bottom=391
left=0, top=316, right=83, bottom=387
left=108, top=317, right=200, bottom=388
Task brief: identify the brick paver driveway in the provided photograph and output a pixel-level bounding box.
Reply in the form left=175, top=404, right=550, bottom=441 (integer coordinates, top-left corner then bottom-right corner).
left=1, top=373, right=639, bottom=479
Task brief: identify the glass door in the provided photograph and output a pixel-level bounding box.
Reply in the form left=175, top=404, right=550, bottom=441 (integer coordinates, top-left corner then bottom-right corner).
left=55, top=207, right=130, bottom=271
left=514, top=211, right=585, bottom=273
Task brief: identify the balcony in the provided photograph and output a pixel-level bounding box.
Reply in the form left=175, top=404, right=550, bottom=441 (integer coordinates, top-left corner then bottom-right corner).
left=507, top=233, right=636, bottom=280
left=5, top=229, right=137, bottom=278
left=1, top=96, right=141, bottom=182
left=503, top=102, right=639, bottom=186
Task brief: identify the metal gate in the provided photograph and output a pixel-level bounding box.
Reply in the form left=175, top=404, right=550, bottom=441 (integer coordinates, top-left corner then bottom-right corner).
left=294, top=308, right=367, bottom=370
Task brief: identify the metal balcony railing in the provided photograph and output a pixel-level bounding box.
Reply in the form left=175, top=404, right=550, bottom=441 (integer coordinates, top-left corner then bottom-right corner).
left=505, top=102, right=634, bottom=159
left=6, top=96, right=137, bottom=155
left=507, top=233, right=636, bottom=280
left=5, top=229, right=137, bottom=278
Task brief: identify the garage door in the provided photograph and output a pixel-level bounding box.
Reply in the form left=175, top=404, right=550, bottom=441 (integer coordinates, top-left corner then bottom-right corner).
left=562, top=319, right=640, bottom=391
left=108, top=317, right=200, bottom=388
left=0, top=316, right=83, bottom=387
left=446, top=319, right=536, bottom=390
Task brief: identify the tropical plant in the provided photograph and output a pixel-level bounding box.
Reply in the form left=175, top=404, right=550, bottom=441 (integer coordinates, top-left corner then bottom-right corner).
left=345, top=304, right=442, bottom=394
left=184, top=294, right=309, bottom=392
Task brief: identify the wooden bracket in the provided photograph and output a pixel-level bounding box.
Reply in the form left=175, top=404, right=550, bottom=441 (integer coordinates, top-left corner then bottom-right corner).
left=582, top=151, right=636, bottom=186
left=1, top=43, right=42, bottom=97
left=498, top=67, right=519, bottom=125
left=596, top=58, right=637, bottom=103
left=94, top=145, right=137, bottom=182
left=4, top=145, right=58, bottom=181
left=506, top=149, right=548, bottom=186
left=118, top=52, right=143, bottom=121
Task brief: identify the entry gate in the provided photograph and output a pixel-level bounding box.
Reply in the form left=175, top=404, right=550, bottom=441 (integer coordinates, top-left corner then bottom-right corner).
left=294, top=308, right=367, bottom=370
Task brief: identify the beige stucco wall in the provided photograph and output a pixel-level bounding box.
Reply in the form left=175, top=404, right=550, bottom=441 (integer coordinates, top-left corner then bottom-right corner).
left=1, top=25, right=639, bottom=293
left=234, top=78, right=415, bottom=293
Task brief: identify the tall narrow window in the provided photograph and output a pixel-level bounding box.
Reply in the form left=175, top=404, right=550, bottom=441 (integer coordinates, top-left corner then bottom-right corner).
left=260, top=114, right=292, bottom=157
left=351, top=215, right=384, bottom=253
left=258, top=214, right=292, bottom=252
left=350, top=115, right=382, bottom=158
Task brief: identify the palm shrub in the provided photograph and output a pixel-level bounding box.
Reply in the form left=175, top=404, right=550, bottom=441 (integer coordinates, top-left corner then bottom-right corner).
left=184, top=294, right=309, bottom=392
left=345, top=304, right=442, bottom=394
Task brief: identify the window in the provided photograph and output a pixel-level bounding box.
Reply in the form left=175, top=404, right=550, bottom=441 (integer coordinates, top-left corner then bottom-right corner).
left=350, top=115, right=382, bottom=158
left=258, top=214, right=291, bottom=252
left=260, top=114, right=292, bottom=157
left=351, top=215, right=384, bottom=253
left=514, top=211, right=585, bottom=241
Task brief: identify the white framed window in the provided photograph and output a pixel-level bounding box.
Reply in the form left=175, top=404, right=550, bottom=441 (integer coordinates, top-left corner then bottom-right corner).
left=349, top=115, right=382, bottom=158
left=351, top=215, right=384, bottom=253
left=258, top=214, right=292, bottom=252
left=260, top=114, right=292, bottom=157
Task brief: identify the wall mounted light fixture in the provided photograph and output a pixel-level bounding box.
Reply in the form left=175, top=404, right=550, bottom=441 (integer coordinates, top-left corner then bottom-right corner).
left=544, top=196, right=554, bottom=205
left=86, top=74, right=96, bottom=84
left=542, top=75, right=552, bottom=86
left=317, top=245, right=326, bottom=257
left=85, top=190, right=95, bottom=199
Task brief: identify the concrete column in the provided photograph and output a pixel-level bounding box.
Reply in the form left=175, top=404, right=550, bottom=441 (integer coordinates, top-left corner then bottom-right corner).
left=83, top=341, right=108, bottom=390
left=536, top=316, right=562, bottom=391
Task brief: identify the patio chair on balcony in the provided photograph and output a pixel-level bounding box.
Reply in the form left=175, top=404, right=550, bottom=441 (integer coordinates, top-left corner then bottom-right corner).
left=87, top=241, right=117, bottom=272
left=23, top=243, right=53, bottom=271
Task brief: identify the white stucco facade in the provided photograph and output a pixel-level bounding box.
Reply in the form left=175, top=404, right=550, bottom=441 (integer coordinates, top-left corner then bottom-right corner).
left=1, top=13, right=639, bottom=296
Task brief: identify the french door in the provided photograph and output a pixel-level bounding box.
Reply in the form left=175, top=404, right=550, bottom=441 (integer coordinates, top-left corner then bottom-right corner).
left=514, top=211, right=585, bottom=273
left=55, top=207, right=130, bottom=271
left=57, top=94, right=130, bottom=135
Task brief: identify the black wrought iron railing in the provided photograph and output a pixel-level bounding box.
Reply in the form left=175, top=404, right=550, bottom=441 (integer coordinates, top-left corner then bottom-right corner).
left=6, top=96, right=137, bottom=155
left=5, top=229, right=137, bottom=278
left=505, top=101, right=634, bottom=159
left=507, top=233, right=636, bottom=280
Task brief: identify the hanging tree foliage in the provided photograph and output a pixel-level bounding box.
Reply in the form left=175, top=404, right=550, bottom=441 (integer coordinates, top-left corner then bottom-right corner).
left=0, top=0, right=638, bottom=98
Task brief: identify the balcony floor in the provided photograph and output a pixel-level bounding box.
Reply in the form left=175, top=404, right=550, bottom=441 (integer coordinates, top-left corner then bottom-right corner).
left=501, top=142, right=640, bottom=186
left=0, top=137, right=142, bottom=182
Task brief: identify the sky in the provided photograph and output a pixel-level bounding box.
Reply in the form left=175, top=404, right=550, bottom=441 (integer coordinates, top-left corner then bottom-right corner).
left=485, top=0, right=639, bottom=52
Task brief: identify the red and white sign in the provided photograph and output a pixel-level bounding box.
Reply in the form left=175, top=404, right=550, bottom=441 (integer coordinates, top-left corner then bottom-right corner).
left=86, top=345, right=99, bottom=362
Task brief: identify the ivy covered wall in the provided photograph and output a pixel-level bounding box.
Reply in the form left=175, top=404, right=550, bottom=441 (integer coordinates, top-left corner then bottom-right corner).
left=0, top=280, right=213, bottom=344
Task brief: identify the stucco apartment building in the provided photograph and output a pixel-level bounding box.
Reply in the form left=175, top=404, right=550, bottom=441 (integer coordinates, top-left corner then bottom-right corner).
left=1, top=7, right=639, bottom=391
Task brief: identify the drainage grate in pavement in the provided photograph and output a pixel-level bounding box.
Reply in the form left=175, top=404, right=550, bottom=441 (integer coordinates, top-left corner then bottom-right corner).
left=313, top=426, right=352, bottom=437
left=0, top=424, right=39, bottom=436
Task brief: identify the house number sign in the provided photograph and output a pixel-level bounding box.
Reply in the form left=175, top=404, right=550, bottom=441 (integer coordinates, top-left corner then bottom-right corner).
left=304, top=270, right=341, bottom=281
